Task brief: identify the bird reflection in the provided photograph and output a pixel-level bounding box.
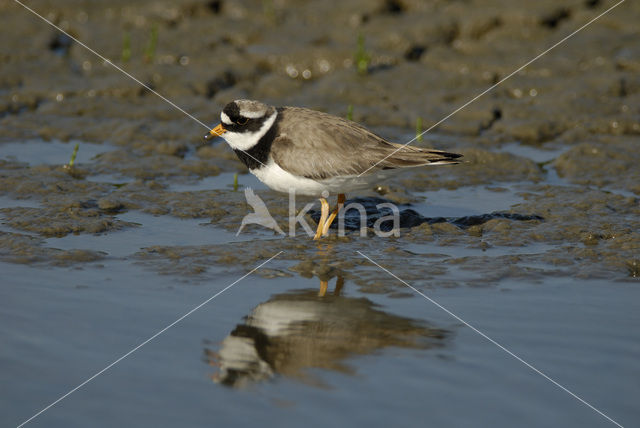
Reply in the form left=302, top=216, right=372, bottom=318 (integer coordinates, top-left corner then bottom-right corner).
left=204, top=276, right=449, bottom=388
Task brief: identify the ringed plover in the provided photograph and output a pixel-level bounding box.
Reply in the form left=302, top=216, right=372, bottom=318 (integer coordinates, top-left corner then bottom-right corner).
left=205, top=100, right=461, bottom=239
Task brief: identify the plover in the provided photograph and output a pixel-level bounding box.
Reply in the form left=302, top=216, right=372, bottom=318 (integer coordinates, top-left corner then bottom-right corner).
left=205, top=99, right=461, bottom=239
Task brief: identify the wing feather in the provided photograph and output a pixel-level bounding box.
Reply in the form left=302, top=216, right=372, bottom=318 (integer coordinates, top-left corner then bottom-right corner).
left=271, top=107, right=461, bottom=179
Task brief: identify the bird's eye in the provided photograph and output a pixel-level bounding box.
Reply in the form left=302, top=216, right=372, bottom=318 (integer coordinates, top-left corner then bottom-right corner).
left=237, top=117, right=249, bottom=125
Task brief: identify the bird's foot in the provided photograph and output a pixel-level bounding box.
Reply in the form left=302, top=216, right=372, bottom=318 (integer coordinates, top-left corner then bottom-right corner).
left=313, top=198, right=330, bottom=240
left=320, top=193, right=345, bottom=236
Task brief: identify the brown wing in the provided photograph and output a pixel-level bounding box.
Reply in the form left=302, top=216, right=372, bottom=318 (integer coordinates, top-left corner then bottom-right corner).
left=270, top=107, right=461, bottom=180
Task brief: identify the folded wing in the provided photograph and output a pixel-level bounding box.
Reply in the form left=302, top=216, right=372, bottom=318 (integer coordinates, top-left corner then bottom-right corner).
left=271, top=107, right=461, bottom=180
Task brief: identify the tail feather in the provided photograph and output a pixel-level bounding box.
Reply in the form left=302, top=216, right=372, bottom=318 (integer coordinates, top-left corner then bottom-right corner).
left=381, top=144, right=462, bottom=169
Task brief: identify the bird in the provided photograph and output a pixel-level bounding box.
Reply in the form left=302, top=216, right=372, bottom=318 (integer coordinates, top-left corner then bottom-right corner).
left=204, top=99, right=462, bottom=239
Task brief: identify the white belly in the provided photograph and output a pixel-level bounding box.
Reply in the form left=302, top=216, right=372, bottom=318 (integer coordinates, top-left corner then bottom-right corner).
left=251, top=160, right=327, bottom=196
left=250, top=159, right=395, bottom=197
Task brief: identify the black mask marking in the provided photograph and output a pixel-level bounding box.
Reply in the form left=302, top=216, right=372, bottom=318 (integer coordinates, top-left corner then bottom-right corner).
left=233, top=108, right=282, bottom=170
left=222, top=101, right=268, bottom=133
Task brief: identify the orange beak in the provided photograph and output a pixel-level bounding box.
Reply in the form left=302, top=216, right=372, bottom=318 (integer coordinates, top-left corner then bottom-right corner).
left=203, top=123, right=226, bottom=141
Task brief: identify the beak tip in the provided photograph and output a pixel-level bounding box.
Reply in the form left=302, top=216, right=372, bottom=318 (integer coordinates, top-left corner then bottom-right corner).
left=203, top=124, right=226, bottom=142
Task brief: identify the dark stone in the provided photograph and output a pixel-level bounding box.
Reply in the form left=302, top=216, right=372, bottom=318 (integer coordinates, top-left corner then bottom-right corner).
left=540, top=8, right=571, bottom=29
left=49, top=33, right=73, bottom=56
left=207, top=0, right=223, bottom=14
left=405, top=45, right=427, bottom=62
left=206, top=71, right=236, bottom=98
left=381, top=0, right=405, bottom=14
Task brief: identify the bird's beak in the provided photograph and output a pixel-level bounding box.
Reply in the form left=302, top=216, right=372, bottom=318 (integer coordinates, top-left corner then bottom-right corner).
left=203, top=124, right=226, bottom=141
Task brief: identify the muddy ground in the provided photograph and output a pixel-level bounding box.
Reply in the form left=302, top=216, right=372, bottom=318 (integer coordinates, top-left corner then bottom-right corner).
left=1, top=0, right=639, bottom=283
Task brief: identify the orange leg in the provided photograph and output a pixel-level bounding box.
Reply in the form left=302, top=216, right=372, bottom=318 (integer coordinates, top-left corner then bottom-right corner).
left=318, top=279, right=328, bottom=297
left=313, top=198, right=330, bottom=240
left=318, top=276, right=344, bottom=297
left=321, top=193, right=345, bottom=236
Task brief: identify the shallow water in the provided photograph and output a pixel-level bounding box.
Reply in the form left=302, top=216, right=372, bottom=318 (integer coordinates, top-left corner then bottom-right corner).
left=168, top=172, right=267, bottom=193
left=0, top=140, right=110, bottom=167
left=1, top=137, right=638, bottom=428
left=1, top=258, right=638, bottom=427
left=416, top=185, right=524, bottom=217
left=1, top=136, right=639, bottom=427
left=43, top=211, right=246, bottom=258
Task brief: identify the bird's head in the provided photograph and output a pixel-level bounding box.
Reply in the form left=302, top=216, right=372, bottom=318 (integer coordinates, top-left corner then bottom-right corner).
left=204, top=99, right=277, bottom=151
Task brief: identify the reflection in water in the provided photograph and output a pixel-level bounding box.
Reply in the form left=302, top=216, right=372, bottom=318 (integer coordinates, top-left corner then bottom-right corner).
left=204, top=277, right=449, bottom=388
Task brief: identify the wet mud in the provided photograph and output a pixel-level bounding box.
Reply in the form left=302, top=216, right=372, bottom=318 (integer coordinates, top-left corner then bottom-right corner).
left=1, top=0, right=639, bottom=282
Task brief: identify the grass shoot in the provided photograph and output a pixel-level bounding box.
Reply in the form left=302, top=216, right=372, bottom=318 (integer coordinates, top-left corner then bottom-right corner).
left=63, top=142, right=79, bottom=171
left=355, top=33, right=370, bottom=76
left=144, top=24, right=158, bottom=63
left=122, top=32, right=131, bottom=63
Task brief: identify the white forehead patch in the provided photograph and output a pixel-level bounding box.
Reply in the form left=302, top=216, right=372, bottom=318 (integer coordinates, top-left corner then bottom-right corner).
left=235, top=100, right=269, bottom=119
left=241, top=110, right=265, bottom=119
left=220, top=111, right=232, bottom=125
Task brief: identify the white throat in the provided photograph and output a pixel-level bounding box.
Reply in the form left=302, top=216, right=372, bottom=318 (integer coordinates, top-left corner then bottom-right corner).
left=223, top=111, right=277, bottom=152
